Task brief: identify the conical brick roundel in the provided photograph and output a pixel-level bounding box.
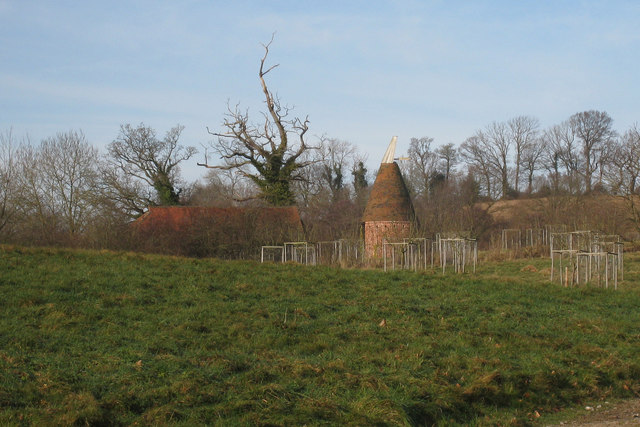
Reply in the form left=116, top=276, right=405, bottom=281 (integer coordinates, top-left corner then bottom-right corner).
left=362, top=162, right=414, bottom=222
left=362, top=138, right=415, bottom=259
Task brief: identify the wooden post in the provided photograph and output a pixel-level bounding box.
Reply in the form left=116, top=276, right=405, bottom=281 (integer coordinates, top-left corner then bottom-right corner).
left=383, top=241, right=387, bottom=272
left=605, top=254, right=609, bottom=289
left=391, top=243, right=395, bottom=271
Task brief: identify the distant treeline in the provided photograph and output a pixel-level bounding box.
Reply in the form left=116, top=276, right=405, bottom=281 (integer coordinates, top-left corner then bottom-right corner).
left=2, top=110, right=640, bottom=257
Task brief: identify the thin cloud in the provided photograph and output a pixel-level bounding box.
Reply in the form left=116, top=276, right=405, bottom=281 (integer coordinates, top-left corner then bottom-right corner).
left=1, top=74, right=215, bottom=116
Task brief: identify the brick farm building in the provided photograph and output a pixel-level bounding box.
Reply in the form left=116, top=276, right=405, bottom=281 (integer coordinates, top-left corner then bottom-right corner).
left=362, top=137, right=415, bottom=259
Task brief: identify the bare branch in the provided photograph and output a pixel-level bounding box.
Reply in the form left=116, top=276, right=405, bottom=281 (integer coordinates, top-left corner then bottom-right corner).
left=106, top=123, right=195, bottom=207
left=259, top=33, right=280, bottom=77
left=200, top=35, right=311, bottom=205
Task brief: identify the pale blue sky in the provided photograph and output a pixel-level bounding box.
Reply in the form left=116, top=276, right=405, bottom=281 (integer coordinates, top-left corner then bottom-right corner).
left=2, top=0, right=639, bottom=181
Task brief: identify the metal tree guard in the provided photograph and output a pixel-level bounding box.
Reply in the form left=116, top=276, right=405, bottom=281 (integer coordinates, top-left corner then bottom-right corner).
left=283, top=242, right=317, bottom=265
left=550, top=231, right=623, bottom=288
left=550, top=249, right=578, bottom=287
left=261, top=245, right=285, bottom=263
left=316, top=239, right=364, bottom=267
left=501, top=229, right=522, bottom=250
left=575, top=251, right=618, bottom=289
left=439, top=238, right=477, bottom=274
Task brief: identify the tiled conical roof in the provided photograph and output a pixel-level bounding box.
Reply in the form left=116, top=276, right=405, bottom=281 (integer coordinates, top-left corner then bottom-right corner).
left=362, top=162, right=414, bottom=222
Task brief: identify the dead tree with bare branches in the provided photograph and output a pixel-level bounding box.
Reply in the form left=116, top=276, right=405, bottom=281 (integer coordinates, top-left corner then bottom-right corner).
left=199, top=36, right=313, bottom=206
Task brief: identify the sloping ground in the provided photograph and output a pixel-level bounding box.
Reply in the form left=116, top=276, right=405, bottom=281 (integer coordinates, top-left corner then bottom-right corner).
left=2, top=245, right=640, bottom=425
left=479, top=195, right=640, bottom=239
left=480, top=198, right=548, bottom=224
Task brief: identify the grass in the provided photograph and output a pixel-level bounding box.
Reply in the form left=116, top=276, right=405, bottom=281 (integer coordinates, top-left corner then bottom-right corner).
left=1, top=245, right=640, bottom=425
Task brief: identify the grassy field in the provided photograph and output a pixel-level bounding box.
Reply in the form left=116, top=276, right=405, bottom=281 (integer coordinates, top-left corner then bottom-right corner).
left=1, top=245, right=640, bottom=426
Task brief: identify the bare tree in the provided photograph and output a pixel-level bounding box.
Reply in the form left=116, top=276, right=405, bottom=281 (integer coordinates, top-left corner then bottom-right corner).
left=199, top=36, right=313, bottom=206
left=541, top=138, right=563, bottom=194
left=597, top=136, right=616, bottom=191
left=483, top=121, right=512, bottom=198
left=460, top=135, right=495, bottom=199
left=105, top=123, right=196, bottom=211
left=542, top=122, right=582, bottom=194
left=508, top=116, right=540, bottom=193
left=289, top=140, right=365, bottom=241
left=98, top=162, right=154, bottom=217
left=569, top=110, right=616, bottom=193
left=606, top=125, right=640, bottom=230
left=318, top=137, right=356, bottom=201
left=15, top=143, right=51, bottom=237
left=0, top=129, right=19, bottom=235
left=436, top=143, right=458, bottom=181
left=290, top=148, right=324, bottom=208
left=41, top=131, right=99, bottom=236
left=461, top=122, right=512, bottom=199
left=14, top=131, right=99, bottom=240
left=188, top=168, right=257, bottom=207
left=608, top=126, right=640, bottom=194
left=521, top=135, right=546, bottom=194
left=403, top=137, right=438, bottom=198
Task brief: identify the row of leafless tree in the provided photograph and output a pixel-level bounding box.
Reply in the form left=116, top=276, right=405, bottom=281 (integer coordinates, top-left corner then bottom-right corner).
left=1, top=121, right=639, bottom=253
left=392, top=112, right=640, bottom=238
left=402, top=112, right=640, bottom=202
left=3, top=111, right=640, bottom=249
left=0, top=125, right=197, bottom=247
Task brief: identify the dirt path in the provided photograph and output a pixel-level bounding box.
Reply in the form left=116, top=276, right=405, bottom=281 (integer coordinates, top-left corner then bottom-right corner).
left=548, top=399, right=640, bottom=426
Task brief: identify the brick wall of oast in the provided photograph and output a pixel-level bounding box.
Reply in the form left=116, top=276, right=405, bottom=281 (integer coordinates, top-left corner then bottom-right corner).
left=364, top=220, right=412, bottom=259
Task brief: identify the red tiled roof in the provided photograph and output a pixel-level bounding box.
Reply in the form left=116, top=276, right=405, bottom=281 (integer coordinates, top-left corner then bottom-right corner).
left=134, top=206, right=304, bottom=235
